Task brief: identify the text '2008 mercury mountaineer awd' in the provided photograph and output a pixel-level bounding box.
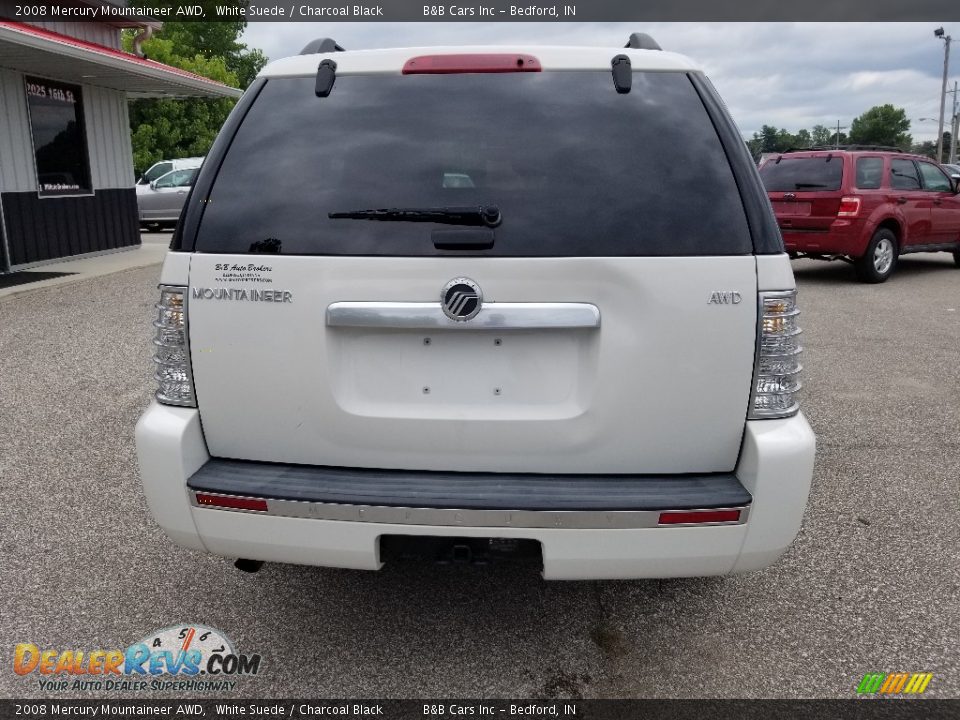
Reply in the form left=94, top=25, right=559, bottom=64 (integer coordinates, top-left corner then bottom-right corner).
left=135, top=35, right=816, bottom=580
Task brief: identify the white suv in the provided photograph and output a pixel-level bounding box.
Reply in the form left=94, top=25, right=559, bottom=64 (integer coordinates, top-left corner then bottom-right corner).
left=136, top=36, right=816, bottom=580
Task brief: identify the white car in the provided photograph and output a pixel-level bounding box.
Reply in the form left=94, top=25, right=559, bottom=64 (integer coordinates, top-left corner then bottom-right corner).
left=135, top=36, right=816, bottom=580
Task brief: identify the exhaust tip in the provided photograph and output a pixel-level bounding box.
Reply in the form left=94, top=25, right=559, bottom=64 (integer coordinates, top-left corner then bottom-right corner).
left=234, top=559, right=263, bottom=573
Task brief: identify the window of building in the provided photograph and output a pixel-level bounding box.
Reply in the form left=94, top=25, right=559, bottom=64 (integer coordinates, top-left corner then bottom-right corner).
left=25, top=76, right=92, bottom=196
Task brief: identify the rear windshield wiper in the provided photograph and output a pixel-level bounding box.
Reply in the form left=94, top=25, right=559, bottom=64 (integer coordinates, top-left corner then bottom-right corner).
left=328, top=205, right=501, bottom=228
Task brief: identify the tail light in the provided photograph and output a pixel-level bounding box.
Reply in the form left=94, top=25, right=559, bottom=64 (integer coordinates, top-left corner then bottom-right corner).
left=658, top=510, right=742, bottom=525
left=152, top=286, right=196, bottom=407
left=837, top=196, right=861, bottom=217
left=402, top=54, right=542, bottom=74
left=749, top=290, right=802, bottom=419
left=195, top=493, right=268, bottom=512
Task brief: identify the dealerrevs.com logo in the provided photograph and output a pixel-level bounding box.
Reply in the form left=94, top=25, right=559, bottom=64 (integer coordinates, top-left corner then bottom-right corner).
left=13, top=624, right=261, bottom=693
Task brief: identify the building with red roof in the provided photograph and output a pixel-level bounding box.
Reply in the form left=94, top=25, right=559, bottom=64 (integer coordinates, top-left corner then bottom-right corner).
left=0, top=2, right=241, bottom=271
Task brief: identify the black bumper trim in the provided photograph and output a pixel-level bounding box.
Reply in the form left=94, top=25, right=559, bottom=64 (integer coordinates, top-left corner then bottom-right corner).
left=187, top=459, right=752, bottom=512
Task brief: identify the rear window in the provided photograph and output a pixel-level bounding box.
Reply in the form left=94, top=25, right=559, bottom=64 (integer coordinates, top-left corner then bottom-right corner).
left=194, top=71, right=751, bottom=256
left=760, top=156, right=843, bottom=192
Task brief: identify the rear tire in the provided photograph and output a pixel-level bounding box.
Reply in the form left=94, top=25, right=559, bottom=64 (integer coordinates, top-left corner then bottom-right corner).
left=954, top=250, right=960, bottom=268
left=854, top=229, right=898, bottom=283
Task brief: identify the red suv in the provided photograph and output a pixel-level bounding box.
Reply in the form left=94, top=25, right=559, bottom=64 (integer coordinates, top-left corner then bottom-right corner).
left=759, top=147, right=960, bottom=282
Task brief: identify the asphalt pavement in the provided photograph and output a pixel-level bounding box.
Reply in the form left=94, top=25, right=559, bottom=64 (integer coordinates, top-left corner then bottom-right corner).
left=0, top=248, right=957, bottom=699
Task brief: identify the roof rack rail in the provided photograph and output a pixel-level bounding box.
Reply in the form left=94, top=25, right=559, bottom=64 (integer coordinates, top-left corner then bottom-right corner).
left=300, top=38, right=345, bottom=55
left=781, top=145, right=904, bottom=153
left=624, top=33, right=661, bottom=51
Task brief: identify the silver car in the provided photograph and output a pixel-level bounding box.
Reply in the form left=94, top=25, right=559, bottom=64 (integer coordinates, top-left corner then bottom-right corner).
left=137, top=167, right=198, bottom=229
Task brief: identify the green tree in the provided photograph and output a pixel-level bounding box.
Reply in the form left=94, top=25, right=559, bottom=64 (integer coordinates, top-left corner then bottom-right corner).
left=848, top=105, right=912, bottom=149
left=747, top=125, right=788, bottom=157
left=810, top=124, right=833, bottom=146
left=123, top=5, right=267, bottom=175
left=912, top=140, right=938, bottom=159
left=913, top=133, right=953, bottom=160
left=746, top=125, right=812, bottom=158
left=831, top=131, right=849, bottom=147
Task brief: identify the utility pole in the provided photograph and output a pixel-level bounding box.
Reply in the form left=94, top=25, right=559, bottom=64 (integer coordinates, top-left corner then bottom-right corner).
left=833, top=120, right=847, bottom=148
left=935, top=28, right=952, bottom=163
left=949, top=81, right=959, bottom=164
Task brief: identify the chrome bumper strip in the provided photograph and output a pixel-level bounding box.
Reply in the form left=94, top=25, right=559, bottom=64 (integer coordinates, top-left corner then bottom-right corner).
left=190, top=491, right=750, bottom=529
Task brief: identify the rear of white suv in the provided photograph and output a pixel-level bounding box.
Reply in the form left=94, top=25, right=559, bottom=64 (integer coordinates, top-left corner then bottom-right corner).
left=135, top=39, right=815, bottom=580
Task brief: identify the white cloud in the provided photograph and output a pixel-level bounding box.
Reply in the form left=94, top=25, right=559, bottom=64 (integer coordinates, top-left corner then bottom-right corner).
left=241, top=22, right=958, bottom=141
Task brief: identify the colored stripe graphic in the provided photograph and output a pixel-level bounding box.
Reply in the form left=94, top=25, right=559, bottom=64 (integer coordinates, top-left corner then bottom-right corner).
left=880, top=673, right=908, bottom=694
left=857, top=674, right=885, bottom=694
left=903, top=673, right=933, bottom=694
left=856, top=672, right=932, bottom=694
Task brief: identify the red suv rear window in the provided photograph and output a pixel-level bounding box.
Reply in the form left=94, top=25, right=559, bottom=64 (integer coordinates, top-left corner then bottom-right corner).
left=760, top=157, right=843, bottom=192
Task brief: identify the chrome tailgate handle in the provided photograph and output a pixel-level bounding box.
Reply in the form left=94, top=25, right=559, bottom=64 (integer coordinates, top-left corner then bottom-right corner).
left=326, top=302, right=600, bottom=330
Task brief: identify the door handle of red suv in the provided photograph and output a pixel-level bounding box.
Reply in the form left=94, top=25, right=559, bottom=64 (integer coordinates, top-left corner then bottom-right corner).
left=896, top=197, right=908, bottom=204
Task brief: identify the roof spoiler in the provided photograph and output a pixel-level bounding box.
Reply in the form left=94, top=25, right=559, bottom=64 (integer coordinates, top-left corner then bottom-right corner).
left=781, top=145, right=904, bottom=153
left=301, top=38, right=345, bottom=55
left=625, top=33, right=661, bottom=51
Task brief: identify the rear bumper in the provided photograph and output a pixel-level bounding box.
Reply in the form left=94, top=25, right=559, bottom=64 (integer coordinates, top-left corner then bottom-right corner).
left=135, top=402, right=815, bottom=580
left=781, top=221, right=866, bottom=256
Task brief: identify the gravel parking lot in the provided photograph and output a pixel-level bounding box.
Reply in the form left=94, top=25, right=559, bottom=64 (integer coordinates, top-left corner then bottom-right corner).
left=0, top=250, right=957, bottom=699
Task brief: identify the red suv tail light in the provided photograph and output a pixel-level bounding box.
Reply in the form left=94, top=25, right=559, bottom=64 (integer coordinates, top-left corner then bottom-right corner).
left=837, top=196, right=861, bottom=217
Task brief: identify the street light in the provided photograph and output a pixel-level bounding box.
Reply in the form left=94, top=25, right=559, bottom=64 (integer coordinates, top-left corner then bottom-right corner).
left=934, top=27, right=951, bottom=163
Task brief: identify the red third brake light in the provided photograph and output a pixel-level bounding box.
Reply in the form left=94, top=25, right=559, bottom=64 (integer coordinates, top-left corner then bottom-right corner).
left=658, top=510, right=742, bottom=525
left=195, top=493, right=269, bottom=512
left=837, top=196, right=861, bottom=217
left=402, top=54, right=542, bottom=74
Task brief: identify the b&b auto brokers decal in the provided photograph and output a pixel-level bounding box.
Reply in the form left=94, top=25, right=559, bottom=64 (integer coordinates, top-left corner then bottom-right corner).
left=13, top=624, right=261, bottom=693
left=195, top=262, right=294, bottom=303
left=214, top=262, right=275, bottom=284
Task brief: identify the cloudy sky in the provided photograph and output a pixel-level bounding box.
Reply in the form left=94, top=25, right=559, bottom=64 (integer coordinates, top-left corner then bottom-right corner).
left=241, top=22, right=957, bottom=142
